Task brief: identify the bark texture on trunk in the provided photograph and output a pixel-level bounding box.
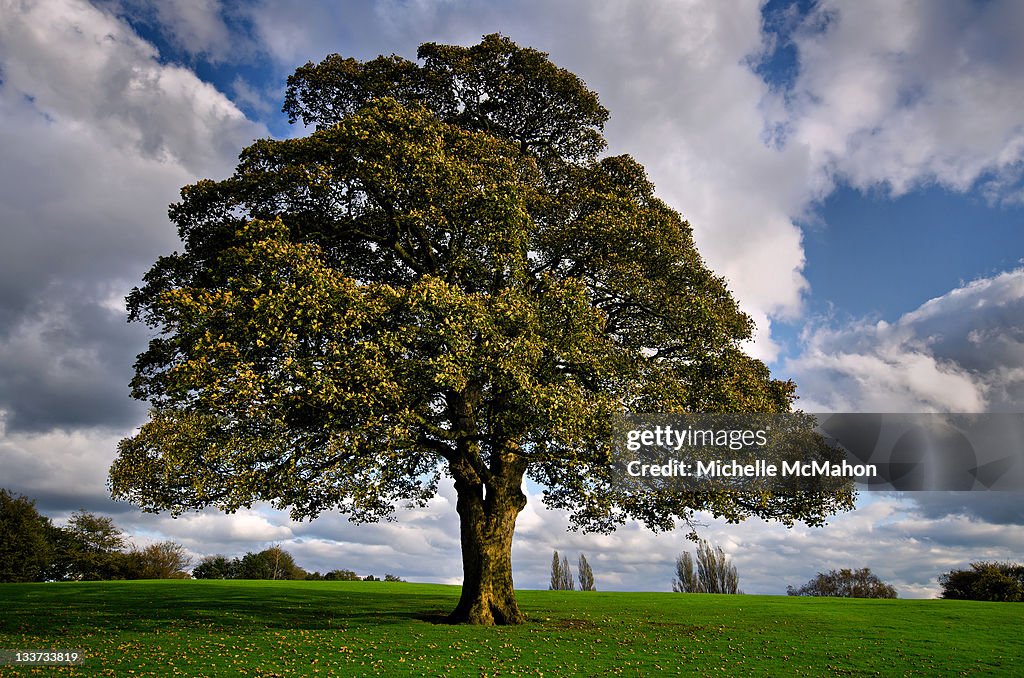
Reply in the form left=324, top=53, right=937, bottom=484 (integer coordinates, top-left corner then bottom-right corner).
left=448, top=474, right=528, bottom=625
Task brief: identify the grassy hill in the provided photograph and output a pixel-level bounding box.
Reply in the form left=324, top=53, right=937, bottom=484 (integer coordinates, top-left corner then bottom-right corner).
left=1, top=580, right=1020, bottom=676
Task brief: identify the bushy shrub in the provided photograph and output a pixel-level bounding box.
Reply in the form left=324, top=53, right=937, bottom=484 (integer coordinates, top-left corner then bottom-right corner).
left=788, top=568, right=897, bottom=598
left=939, top=562, right=1024, bottom=602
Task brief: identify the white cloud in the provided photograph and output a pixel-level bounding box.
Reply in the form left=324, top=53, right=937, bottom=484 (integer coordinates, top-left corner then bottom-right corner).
left=0, top=0, right=267, bottom=430
left=786, top=269, right=1024, bottom=412
left=146, top=0, right=236, bottom=63
left=788, top=0, right=1024, bottom=202
left=0, top=0, right=262, bottom=177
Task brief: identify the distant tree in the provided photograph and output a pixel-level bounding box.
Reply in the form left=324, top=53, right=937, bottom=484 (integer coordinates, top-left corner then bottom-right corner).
left=788, top=568, right=897, bottom=599
left=696, top=541, right=739, bottom=594
left=364, top=574, right=379, bottom=581
left=938, top=562, right=1024, bottom=602
left=936, top=567, right=975, bottom=600
left=549, top=551, right=563, bottom=591
left=42, top=522, right=79, bottom=581
left=323, top=569, right=360, bottom=581
left=237, top=551, right=272, bottom=579
left=549, top=550, right=575, bottom=590
left=66, top=510, right=125, bottom=552
left=265, top=545, right=305, bottom=580
left=672, top=551, right=698, bottom=593
left=578, top=554, right=595, bottom=591
left=131, top=541, right=192, bottom=579
left=193, top=555, right=239, bottom=579
left=673, top=540, right=739, bottom=594
left=560, top=554, right=575, bottom=591
left=63, top=510, right=127, bottom=580
left=384, top=573, right=406, bottom=582
left=0, top=489, right=54, bottom=582
left=305, top=571, right=324, bottom=581
left=236, top=547, right=304, bottom=580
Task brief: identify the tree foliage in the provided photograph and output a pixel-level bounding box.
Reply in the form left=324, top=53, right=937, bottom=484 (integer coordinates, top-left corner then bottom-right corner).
left=0, top=489, right=54, bottom=583
left=63, top=510, right=129, bottom=581
left=236, top=546, right=306, bottom=580
left=787, top=567, right=897, bottom=599
left=195, top=547, right=308, bottom=580
left=673, top=540, right=739, bottom=594
left=110, top=33, right=853, bottom=624
left=938, top=562, right=1024, bottom=602
left=1, top=493, right=197, bottom=582
left=549, top=550, right=575, bottom=591
left=193, top=554, right=239, bottom=580
left=323, top=569, right=361, bottom=581
left=672, top=551, right=698, bottom=594
left=578, top=553, right=595, bottom=591
left=131, top=541, right=193, bottom=579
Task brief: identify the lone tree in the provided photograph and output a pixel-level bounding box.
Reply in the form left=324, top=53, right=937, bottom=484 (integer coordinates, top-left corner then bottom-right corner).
left=578, top=553, right=596, bottom=591
left=787, top=567, right=897, bottom=599
left=549, top=551, right=565, bottom=590
left=110, top=34, right=853, bottom=625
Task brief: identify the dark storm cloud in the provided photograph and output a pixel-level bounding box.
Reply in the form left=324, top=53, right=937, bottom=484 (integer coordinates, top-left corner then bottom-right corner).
left=0, top=284, right=149, bottom=433
left=27, top=489, right=133, bottom=519
left=908, top=492, right=1024, bottom=527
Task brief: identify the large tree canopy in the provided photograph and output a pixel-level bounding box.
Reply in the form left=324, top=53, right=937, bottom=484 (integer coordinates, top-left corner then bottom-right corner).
left=111, top=34, right=852, bottom=625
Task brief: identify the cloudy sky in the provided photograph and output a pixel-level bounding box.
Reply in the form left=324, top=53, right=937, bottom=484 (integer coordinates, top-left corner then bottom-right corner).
left=2, top=0, right=1024, bottom=597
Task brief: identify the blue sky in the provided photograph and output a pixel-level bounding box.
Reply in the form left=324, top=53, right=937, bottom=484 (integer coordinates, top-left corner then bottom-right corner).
left=2, top=0, right=1024, bottom=597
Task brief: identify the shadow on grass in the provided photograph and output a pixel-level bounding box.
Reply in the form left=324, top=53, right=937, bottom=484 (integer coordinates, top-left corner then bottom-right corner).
left=0, top=581, right=461, bottom=636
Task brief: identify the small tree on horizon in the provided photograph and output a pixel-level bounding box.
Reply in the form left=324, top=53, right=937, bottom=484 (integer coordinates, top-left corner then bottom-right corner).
left=63, top=510, right=129, bottom=581
left=324, top=569, right=360, bottom=581
left=578, top=553, right=595, bottom=591
left=672, top=551, right=698, bottom=593
left=560, top=554, right=575, bottom=591
left=673, top=540, right=739, bottom=594
left=549, top=550, right=575, bottom=590
left=787, top=567, right=897, bottom=598
left=132, top=541, right=193, bottom=579
left=193, top=554, right=239, bottom=579
left=549, top=551, right=560, bottom=590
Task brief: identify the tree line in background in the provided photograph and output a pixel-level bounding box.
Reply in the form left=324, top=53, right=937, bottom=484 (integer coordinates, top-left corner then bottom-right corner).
left=192, top=551, right=404, bottom=582
left=7, top=488, right=1024, bottom=599
left=549, top=551, right=596, bottom=591
left=0, top=489, right=398, bottom=583
left=1, top=489, right=190, bottom=582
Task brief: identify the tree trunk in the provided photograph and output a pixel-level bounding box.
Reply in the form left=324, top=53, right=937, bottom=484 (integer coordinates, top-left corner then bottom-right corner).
left=448, top=475, right=527, bottom=625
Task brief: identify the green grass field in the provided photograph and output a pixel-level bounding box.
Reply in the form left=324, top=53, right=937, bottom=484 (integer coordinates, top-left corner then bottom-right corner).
left=0, top=580, right=1020, bottom=676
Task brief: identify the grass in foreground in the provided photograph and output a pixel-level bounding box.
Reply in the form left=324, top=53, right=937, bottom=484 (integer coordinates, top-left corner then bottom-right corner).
left=0, top=580, right=1021, bottom=676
